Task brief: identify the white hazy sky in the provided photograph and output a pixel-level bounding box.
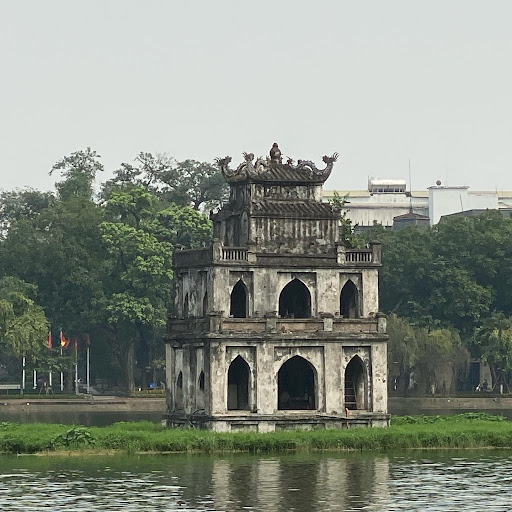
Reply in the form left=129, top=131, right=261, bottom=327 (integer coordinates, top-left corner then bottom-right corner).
left=2, top=0, right=512, bottom=193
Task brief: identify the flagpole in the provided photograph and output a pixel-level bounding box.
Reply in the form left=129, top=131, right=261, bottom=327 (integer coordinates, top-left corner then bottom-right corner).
left=48, top=330, right=52, bottom=389
left=87, top=344, right=90, bottom=394
left=21, top=355, right=26, bottom=395
left=75, top=339, right=79, bottom=396
left=60, top=346, right=64, bottom=392
left=33, top=369, right=37, bottom=390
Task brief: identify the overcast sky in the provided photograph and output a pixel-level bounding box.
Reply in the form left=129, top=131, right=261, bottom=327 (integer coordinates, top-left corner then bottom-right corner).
left=2, top=0, right=512, bottom=194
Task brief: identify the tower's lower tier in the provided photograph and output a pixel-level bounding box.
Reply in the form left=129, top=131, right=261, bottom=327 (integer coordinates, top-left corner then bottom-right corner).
left=164, top=410, right=390, bottom=431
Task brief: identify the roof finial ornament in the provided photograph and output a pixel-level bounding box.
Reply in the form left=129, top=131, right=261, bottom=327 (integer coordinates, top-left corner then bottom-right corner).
left=270, top=142, right=282, bottom=163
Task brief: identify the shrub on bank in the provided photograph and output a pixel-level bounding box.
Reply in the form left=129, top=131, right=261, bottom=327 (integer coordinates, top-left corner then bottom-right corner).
left=1, top=415, right=512, bottom=455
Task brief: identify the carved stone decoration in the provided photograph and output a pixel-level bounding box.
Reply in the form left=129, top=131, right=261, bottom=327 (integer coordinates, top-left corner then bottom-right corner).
left=216, top=145, right=339, bottom=183
left=270, top=142, right=282, bottom=163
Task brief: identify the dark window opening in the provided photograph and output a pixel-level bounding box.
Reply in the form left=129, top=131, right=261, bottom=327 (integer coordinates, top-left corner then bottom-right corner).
left=176, top=371, right=184, bottom=409
left=198, top=371, right=205, bottom=391
left=227, top=356, right=250, bottom=410
left=278, top=356, right=316, bottom=410
left=230, top=280, right=248, bottom=318
left=183, top=294, right=189, bottom=318
left=202, top=292, right=208, bottom=317
left=345, top=356, right=366, bottom=410
left=340, top=280, right=359, bottom=318
left=279, top=279, right=311, bottom=318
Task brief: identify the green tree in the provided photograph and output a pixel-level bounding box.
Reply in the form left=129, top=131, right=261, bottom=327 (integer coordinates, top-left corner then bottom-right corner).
left=50, top=147, right=104, bottom=200
left=102, top=153, right=228, bottom=211
left=0, top=189, right=55, bottom=229
left=328, top=192, right=361, bottom=248
left=0, top=277, right=48, bottom=358
left=387, top=314, right=418, bottom=395
left=99, top=187, right=174, bottom=390
left=473, top=313, right=512, bottom=391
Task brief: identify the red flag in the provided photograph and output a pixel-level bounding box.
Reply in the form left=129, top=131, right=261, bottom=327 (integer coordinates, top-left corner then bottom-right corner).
left=60, top=331, right=70, bottom=348
left=73, top=338, right=78, bottom=351
left=86, top=334, right=90, bottom=347
left=48, top=331, right=52, bottom=350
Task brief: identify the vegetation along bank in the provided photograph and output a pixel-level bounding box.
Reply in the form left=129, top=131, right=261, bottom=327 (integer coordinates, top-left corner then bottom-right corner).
left=1, top=414, right=511, bottom=455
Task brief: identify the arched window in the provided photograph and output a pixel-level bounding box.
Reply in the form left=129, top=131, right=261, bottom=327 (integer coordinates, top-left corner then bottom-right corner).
left=230, top=280, right=248, bottom=318
left=202, top=292, right=208, bottom=317
left=340, top=280, right=359, bottom=319
left=183, top=293, right=189, bottom=318
left=345, top=356, right=367, bottom=410
left=278, top=356, right=316, bottom=410
left=198, top=371, right=205, bottom=391
left=176, top=371, right=184, bottom=409
left=279, top=279, right=311, bottom=318
left=227, top=356, right=250, bottom=410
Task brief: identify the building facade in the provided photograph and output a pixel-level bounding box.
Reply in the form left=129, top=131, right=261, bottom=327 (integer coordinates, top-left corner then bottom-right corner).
left=324, top=179, right=512, bottom=229
left=165, top=145, right=389, bottom=431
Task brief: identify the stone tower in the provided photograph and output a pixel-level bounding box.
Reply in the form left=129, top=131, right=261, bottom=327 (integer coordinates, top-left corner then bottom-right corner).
left=165, top=145, right=389, bottom=431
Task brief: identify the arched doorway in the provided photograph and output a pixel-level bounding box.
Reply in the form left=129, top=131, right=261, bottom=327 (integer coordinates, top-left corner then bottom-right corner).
left=344, top=356, right=367, bottom=410
left=230, top=280, right=248, bottom=318
left=176, top=371, right=184, bottom=409
left=278, top=279, right=311, bottom=318
left=196, top=370, right=205, bottom=410
left=227, top=356, right=250, bottom=410
left=340, top=280, right=358, bottom=318
left=278, top=356, right=316, bottom=410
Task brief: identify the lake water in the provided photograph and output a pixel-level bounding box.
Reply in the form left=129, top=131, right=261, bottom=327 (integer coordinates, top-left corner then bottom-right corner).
left=1, top=451, right=512, bottom=511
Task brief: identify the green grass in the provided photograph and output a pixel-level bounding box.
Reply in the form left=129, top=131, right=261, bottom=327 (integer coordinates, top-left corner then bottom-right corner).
left=1, top=414, right=512, bottom=455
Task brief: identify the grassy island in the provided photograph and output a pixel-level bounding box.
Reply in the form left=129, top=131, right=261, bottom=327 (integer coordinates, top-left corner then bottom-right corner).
left=1, top=414, right=512, bottom=455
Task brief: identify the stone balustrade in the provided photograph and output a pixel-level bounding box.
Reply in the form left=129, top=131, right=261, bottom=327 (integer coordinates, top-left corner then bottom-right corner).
left=167, top=315, right=381, bottom=336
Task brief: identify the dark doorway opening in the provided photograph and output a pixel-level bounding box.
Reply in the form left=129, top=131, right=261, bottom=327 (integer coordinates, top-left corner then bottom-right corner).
left=278, top=356, right=316, bottom=410
left=227, top=356, right=250, bottom=410
left=278, top=279, right=311, bottom=318
left=340, top=280, right=358, bottom=318
left=176, top=371, right=184, bottom=409
left=230, top=280, right=248, bottom=318
left=344, top=356, right=366, bottom=410
left=198, top=371, right=205, bottom=391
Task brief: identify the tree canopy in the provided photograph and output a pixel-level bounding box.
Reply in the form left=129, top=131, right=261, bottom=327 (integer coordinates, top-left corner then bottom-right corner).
left=0, top=148, right=218, bottom=389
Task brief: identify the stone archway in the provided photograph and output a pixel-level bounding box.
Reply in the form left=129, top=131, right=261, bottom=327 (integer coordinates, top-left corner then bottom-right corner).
left=277, top=355, right=316, bottom=410
left=230, top=280, right=248, bottom=318
left=340, top=280, right=358, bottom=318
left=227, top=356, right=250, bottom=410
left=175, top=371, right=184, bottom=410
left=278, top=279, right=311, bottom=318
left=344, top=356, right=367, bottom=410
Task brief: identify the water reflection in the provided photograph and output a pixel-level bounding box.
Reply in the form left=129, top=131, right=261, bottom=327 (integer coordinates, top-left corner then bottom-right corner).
left=209, top=455, right=391, bottom=511
left=1, top=451, right=511, bottom=511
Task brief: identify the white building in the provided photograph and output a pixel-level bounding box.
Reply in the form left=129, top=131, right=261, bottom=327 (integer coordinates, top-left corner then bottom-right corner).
left=325, top=177, right=512, bottom=229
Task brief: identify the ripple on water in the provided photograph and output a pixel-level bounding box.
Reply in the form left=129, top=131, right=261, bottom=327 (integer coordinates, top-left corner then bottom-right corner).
left=0, top=453, right=512, bottom=511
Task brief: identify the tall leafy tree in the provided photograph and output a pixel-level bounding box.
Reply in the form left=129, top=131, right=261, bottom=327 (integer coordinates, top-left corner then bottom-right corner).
left=0, top=277, right=48, bottom=359
left=102, top=153, right=227, bottom=211
left=50, top=147, right=104, bottom=200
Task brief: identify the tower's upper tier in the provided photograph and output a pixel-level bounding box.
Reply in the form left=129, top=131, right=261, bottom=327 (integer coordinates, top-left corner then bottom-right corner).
left=212, top=144, right=341, bottom=254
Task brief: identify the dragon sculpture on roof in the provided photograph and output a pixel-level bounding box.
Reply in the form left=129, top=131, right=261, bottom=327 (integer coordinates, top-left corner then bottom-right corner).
left=215, top=144, right=339, bottom=183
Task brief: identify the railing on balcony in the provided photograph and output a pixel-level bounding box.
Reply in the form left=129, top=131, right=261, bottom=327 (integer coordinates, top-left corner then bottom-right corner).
left=345, top=250, right=373, bottom=263
left=222, top=247, right=248, bottom=261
